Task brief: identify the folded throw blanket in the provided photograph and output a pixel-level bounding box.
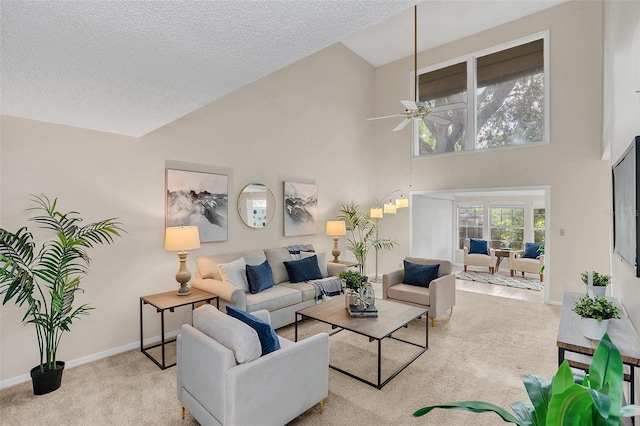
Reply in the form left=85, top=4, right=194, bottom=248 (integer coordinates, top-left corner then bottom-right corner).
left=311, top=277, right=343, bottom=301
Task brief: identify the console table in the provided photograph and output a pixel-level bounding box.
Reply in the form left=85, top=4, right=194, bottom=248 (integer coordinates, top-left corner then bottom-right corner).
left=557, top=291, right=640, bottom=415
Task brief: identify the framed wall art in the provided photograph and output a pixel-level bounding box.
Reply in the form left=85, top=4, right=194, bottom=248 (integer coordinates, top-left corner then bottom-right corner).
left=166, top=168, right=228, bottom=242
left=283, top=181, right=317, bottom=237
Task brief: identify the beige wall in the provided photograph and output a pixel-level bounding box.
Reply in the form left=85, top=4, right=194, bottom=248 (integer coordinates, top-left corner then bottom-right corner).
left=604, top=0, right=640, bottom=329
left=0, top=43, right=376, bottom=384
left=372, top=0, right=611, bottom=304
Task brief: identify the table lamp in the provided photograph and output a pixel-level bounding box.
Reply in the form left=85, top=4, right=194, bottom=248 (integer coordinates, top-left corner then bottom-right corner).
left=325, top=220, right=347, bottom=262
left=164, top=226, right=201, bottom=296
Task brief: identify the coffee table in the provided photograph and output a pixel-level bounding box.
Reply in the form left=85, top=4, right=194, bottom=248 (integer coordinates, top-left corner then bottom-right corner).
left=295, top=297, right=428, bottom=389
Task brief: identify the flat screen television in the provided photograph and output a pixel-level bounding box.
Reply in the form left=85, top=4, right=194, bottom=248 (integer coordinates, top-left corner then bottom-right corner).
left=612, top=135, right=640, bottom=277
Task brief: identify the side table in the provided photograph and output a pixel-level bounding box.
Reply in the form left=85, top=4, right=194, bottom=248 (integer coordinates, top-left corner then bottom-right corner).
left=140, top=287, right=218, bottom=369
left=494, top=249, right=511, bottom=273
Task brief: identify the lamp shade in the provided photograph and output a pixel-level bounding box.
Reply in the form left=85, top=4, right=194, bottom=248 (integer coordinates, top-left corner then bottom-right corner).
left=369, top=206, right=383, bottom=219
left=325, top=220, right=346, bottom=236
left=383, top=201, right=397, bottom=214
left=164, top=226, right=201, bottom=252
left=395, top=195, right=409, bottom=208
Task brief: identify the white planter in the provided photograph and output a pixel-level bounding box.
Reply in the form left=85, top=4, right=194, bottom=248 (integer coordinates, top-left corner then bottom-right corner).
left=592, top=286, right=606, bottom=297
left=581, top=317, right=609, bottom=340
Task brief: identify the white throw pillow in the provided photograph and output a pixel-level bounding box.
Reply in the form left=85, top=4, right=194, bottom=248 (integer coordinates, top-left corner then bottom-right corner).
left=193, top=304, right=261, bottom=364
left=301, top=251, right=328, bottom=278
left=218, top=257, right=249, bottom=292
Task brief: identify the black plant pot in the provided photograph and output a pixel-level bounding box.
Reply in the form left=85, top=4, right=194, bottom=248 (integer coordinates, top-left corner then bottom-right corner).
left=30, top=361, right=65, bottom=395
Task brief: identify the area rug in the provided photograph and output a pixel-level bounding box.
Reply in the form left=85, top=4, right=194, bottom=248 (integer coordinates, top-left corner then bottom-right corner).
left=456, top=270, right=544, bottom=291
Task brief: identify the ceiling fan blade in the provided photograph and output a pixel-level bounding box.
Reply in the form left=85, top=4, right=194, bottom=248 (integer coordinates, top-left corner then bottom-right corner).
left=367, top=114, right=406, bottom=121
left=393, top=119, right=411, bottom=131
left=424, top=114, right=452, bottom=126
left=401, top=100, right=417, bottom=110
left=430, top=102, right=467, bottom=112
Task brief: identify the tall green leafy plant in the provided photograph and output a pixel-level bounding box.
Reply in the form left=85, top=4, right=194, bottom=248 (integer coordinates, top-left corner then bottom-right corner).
left=336, top=202, right=397, bottom=275
left=0, top=195, right=123, bottom=372
left=414, top=333, right=640, bottom=424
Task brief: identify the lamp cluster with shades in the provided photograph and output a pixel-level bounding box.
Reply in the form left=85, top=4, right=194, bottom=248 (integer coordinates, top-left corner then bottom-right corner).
left=164, top=226, right=201, bottom=296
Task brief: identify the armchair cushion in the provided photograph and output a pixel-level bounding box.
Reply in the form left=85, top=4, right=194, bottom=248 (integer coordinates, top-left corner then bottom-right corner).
left=403, top=260, right=439, bottom=288
left=217, top=257, right=249, bottom=292
left=283, top=255, right=323, bottom=283
left=523, top=242, right=542, bottom=259
left=227, top=306, right=281, bottom=355
left=246, top=259, right=275, bottom=294
left=469, top=238, right=489, bottom=255
left=193, top=304, right=261, bottom=364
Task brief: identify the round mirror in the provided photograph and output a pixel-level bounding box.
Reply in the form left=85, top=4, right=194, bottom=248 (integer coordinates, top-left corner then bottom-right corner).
left=237, top=183, right=276, bottom=228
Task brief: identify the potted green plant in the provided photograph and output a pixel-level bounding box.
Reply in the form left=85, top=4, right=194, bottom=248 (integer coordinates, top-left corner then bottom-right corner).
left=573, top=294, right=621, bottom=340
left=339, top=269, right=366, bottom=307
left=336, top=202, right=397, bottom=275
left=580, top=270, right=610, bottom=296
left=0, top=194, right=123, bottom=395
left=414, top=333, right=640, bottom=424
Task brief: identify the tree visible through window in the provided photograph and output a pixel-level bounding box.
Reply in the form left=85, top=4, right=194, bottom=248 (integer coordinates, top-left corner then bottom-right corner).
left=489, top=206, right=524, bottom=250
left=533, top=208, right=546, bottom=244
left=458, top=206, right=483, bottom=249
left=417, top=37, right=545, bottom=156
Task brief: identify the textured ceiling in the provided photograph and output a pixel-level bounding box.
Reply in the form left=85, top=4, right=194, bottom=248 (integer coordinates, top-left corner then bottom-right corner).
left=0, top=0, right=567, bottom=137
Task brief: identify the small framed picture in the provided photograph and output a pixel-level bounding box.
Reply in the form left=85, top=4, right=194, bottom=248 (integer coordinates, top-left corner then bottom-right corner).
left=283, top=181, right=317, bottom=236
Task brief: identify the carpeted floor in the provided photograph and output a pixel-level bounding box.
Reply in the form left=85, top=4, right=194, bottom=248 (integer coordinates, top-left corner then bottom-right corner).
left=0, top=290, right=561, bottom=425
left=456, top=270, right=544, bottom=291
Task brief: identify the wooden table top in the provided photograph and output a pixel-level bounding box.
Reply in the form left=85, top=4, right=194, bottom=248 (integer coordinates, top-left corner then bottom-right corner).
left=557, top=292, right=640, bottom=366
left=297, top=297, right=427, bottom=340
left=140, top=288, right=217, bottom=310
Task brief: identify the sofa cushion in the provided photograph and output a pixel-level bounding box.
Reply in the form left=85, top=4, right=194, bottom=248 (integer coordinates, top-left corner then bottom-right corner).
left=283, top=255, right=323, bottom=283
left=246, top=260, right=275, bottom=294
left=279, top=281, right=317, bottom=302
left=388, top=283, right=430, bottom=306
left=523, top=242, right=542, bottom=259
left=218, top=257, right=249, bottom=292
left=264, top=247, right=292, bottom=284
left=469, top=238, right=489, bottom=255
left=226, top=306, right=281, bottom=355
left=197, top=250, right=266, bottom=281
left=192, top=304, right=261, bottom=364
left=245, top=285, right=303, bottom=312
left=403, top=261, right=439, bottom=288
left=300, top=251, right=328, bottom=277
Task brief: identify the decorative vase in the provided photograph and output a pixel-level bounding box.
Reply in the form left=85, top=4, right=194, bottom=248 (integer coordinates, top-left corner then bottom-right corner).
left=359, top=284, right=376, bottom=308
left=30, top=361, right=65, bottom=395
left=581, top=318, right=609, bottom=340
left=345, top=290, right=358, bottom=308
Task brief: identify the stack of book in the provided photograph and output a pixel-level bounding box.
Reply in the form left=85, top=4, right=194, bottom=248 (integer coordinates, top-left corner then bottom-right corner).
left=348, top=304, right=378, bottom=317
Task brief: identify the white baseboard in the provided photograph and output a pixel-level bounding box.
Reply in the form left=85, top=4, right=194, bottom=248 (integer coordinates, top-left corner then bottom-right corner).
left=0, top=330, right=180, bottom=390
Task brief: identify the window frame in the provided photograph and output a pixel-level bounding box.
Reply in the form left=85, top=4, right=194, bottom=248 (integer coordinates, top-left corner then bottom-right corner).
left=488, top=204, right=525, bottom=250
left=411, top=31, right=550, bottom=157
left=532, top=205, right=546, bottom=245
left=457, top=204, right=484, bottom=250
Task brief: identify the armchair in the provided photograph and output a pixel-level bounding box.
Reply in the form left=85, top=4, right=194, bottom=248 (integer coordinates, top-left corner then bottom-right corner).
left=382, top=257, right=455, bottom=327
left=177, top=305, right=329, bottom=426
left=463, top=238, right=497, bottom=274
left=509, top=243, right=544, bottom=281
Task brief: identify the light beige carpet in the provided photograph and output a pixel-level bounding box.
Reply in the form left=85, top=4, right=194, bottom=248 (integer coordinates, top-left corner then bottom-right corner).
left=0, top=290, right=561, bottom=425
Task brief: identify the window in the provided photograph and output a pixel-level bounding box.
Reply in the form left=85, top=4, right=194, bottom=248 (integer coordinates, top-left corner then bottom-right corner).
left=416, top=34, right=547, bottom=156
left=489, top=206, right=524, bottom=250
left=533, top=208, right=545, bottom=244
left=458, top=206, right=483, bottom=249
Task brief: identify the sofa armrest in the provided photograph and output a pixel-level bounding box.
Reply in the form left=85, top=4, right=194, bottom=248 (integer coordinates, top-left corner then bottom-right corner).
left=428, top=274, right=456, bottom=318
left=225, top=333, right=329, bottom=425
left=382, top=269, right=404, bottom=299
left=192, top=277, right=247, bottom=310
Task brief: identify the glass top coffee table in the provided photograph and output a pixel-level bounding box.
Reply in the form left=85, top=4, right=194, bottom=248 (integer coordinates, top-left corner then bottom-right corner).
left=295, top=296, right=428, bottom=389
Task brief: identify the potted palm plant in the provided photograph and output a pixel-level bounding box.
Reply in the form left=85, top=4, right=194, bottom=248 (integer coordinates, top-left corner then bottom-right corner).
left=573, top=294, right=621, bottom=340
left=414, top=333, right=640, bottom=424
left=336, top=202, right=397, bottom=275
left=0, top=194, right=123, bottom=394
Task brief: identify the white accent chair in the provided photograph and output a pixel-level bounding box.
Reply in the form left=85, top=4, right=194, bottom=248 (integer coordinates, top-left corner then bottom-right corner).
left=382, top=257, right=456, bottom=327
left=509, top=250, right=545, bottom=282
left=463, top=239, right=497, bottom=274
left=177, top=305, right=329, bottom=426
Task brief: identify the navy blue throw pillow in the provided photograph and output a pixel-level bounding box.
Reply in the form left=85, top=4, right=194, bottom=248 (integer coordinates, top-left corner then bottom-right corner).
left=283, top=255, right=323, bottom=283
left=403, top=261, right=440, bottom=288
left=469, top=238, right=489, bottom=255
left=523, top=242, right=542, bottom=259
left=226, top=306, right=281, bottom=355
left=246, top=260, right=275, bottom=294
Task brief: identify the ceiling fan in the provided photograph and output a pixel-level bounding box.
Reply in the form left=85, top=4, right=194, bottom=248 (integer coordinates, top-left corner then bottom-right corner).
left=367, top=4, right=466, bottom=132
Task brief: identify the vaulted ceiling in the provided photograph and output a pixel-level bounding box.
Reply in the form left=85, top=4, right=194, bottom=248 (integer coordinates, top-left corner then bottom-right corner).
left=0, top=0, right=567, bottom=137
